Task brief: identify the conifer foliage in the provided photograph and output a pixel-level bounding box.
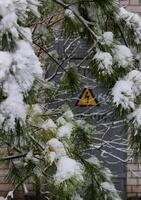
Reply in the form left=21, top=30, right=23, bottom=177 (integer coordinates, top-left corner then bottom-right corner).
left=52, top=0, right=141, bottom=158
left=0, top=1, right=122, bottom=200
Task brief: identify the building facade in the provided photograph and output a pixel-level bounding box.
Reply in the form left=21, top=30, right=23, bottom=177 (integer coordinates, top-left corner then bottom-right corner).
left=120, top=1, right=141, bottom=199
left=0, top=1, right=140, bottom=200
left=120, top=0, right=141, bottom=14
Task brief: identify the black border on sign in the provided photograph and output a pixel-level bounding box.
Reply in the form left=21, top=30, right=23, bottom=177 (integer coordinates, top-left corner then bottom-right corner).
left=75, top=88, right=99, bottom=107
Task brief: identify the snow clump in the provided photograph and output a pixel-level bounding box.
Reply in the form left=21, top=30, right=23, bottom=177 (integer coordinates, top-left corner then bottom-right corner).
left=103, top=32, right=113, bottom=46
left=93, top=51, right=113, bottom=74
left=46, top=138, right=66, bottom=160
left=112, top=80, right=135, bottom=109
left=113, top=45, right=133, bottom=68
left=57, top=123, right=74, bottom=138
left=54, top=156, right=84, bottom=184
left=65, top=9, right=75, bottom=19
left=0, top=0, right=42, bottom=131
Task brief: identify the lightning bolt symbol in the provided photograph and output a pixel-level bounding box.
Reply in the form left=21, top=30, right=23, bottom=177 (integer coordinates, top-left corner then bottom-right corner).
left=85, top=91, right=90, bottom=104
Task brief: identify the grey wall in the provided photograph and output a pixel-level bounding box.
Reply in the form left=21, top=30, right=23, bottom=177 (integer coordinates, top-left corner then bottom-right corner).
left=49, top=39, right=127, bottom=199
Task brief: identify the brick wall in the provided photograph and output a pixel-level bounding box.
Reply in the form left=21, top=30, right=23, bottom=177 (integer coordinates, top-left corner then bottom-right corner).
left=0, top=148, right=34, bottom=199
left=119, top=1, right=141, bottom=198
left=0, top=163, right=34, bottom=200
left=127, top=161, right=141, bottom=198
left=120, top=0, right=141, bottom=13
left=0, top=164, right=21, bottom=199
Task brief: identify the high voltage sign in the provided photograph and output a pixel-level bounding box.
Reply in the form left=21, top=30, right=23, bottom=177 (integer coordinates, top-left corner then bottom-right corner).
left=76, top=88, right=98, bottom=106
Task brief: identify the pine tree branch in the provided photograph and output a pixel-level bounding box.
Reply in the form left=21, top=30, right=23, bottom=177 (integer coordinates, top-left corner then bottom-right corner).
left=112, top=19, right=128, bottom=47
left=0, top=137, right=23, bottom=153
left=33, top=41, right=67, bottom=73
left=33, top=41, right=60, bottom=66
left=0, top=154, right=26, bottom=161
left=53, top=0, right=99, bottom=41
left=53, top=0, right=68, bottom=9
left=29, top=134, right=44, bottom=151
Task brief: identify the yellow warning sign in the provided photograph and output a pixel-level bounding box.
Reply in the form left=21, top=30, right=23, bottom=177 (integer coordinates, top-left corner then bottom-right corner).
left=76, top=88, right=97, bottom=106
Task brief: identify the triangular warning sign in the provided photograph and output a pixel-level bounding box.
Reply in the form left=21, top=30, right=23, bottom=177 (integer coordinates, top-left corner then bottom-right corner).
left=76, top=88, right=97, bottom=106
